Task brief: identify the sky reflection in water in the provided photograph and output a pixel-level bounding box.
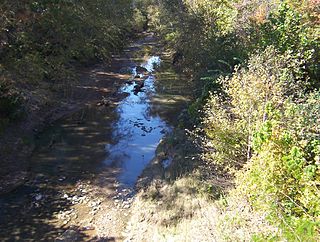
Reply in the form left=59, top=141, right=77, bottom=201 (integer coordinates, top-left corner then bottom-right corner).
left=104, top=56, right=168, bottom=187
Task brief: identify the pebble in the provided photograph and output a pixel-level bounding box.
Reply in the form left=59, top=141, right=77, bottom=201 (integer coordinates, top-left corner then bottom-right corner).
left=89, top=211, right=96, bottom=216
left=82, top=226, right=95, bottom=231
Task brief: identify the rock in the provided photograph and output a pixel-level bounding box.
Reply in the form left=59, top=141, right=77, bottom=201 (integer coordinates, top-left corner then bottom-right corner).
left=96, top=96, right=110, bottom=107
left=55, top=229, right=79, bottom=242
left=58, top=177, right=66, bottom=181
left=133, top=81, right=144, bottom=94
left=81, top=226, right=95, bottom=231
left=35, top=194, right=43, bottom=201
left=136, top=66, right=148, bottom=74
left=123, top=204, right=130, bottom=209
left=89, top=210, right=96, bottom=216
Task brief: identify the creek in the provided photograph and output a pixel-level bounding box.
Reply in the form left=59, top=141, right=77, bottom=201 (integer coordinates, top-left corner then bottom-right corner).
left=0, top=35, right=195, bottom=241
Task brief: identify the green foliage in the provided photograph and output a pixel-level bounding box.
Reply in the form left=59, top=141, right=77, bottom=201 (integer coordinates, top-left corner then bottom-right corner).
left=133, top=8, right=147, bottom=32
left=201, top=45, right=320, bottom=239
left=188, top=76, right=223, bottom=120
left=146, top=0, right=320, bottom=240
left=0, top=0, right=138, bottom=84
left=259, top=3, right=307, bottom=52
left=146, top=0, right=242, bottom=73
left=242, top=94, right=320, bottom=221
left=202, top=46, right=306, bottom=170
left=253, top=2, right=320, bottom=85
left=0, top=0, right=149, bottom=132
left=143, top=0, right=320, bottom=239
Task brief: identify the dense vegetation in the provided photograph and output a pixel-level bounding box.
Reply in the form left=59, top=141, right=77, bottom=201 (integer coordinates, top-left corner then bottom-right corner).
left=1, top=0, right=320, bottom=240
left=140, top=0, right=320, bottom=240
left=0, top=0, right=145, bottom=130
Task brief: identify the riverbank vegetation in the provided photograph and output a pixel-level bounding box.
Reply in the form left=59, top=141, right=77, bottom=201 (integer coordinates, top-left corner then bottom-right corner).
left=130, top=0, right=320, bottom=241
left=1, top=0, right=320, bottom=240
left=0, top=0, right=146, bottom=131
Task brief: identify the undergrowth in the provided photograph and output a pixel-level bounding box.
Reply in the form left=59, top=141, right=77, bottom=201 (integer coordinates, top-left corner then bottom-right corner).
left=142, top=0, right=320, bottom=240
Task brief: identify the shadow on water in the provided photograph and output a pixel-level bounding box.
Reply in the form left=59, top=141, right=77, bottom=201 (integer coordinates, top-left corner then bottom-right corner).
left=0, top=34, right=195, bottom=241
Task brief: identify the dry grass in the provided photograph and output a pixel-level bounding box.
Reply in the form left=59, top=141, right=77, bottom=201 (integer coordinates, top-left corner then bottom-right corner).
left=215, top=189, right=278, bottom=241
left=123, top=130, right=276, bottom=241
left=125, top=177, right=220, bottom=242
left=124, top=175, right=277, bottom=242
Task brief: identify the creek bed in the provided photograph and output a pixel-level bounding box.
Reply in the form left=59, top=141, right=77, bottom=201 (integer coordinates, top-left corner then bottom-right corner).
left=0, top=36, right=195, bottom=241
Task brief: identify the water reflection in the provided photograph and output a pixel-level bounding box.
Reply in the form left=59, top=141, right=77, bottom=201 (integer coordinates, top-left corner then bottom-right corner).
left=105, top=56, right=169, bottom=187
left=0, top=37, right=195, bottom=241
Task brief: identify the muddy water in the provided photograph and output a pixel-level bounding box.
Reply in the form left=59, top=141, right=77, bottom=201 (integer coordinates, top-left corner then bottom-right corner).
left=0, top=36, right=195, bottom=241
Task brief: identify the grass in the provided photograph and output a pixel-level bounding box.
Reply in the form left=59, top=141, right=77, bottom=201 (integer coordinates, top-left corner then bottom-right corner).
left=126, top=177, right=220, bottom=241
left=126, top=175, right=278, bottom=241
left=124, top=130, right=277, bottom=241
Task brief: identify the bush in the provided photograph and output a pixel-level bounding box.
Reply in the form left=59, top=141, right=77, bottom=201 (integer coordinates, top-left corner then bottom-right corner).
left=0, top=0, right=136, bottom=84
left=253, top=2, right=320, bottom=86
left=146, top=0, right=242, bottom=74
left=201, top=46, right=320, bottom=239
left=240, top=93, right=320, bottom=240
left=202, top=46, right=306, bottom=171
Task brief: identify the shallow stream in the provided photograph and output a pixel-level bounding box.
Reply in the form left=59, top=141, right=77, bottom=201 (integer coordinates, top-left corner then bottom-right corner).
left=0, top=36, right=195, bottom=241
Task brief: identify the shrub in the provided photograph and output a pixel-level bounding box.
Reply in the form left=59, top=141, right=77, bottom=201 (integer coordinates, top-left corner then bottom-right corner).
left=0, top=0, right=136, bottom=84
left=254, top=2, right=320, bottom=86
left=202, top=46, right=306, bottom=171
left=239, top=93, right=320, bottom=240
left=147, top=0, right=242, bottom=74
left=201, top=46, right=319, bottom=239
